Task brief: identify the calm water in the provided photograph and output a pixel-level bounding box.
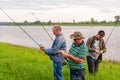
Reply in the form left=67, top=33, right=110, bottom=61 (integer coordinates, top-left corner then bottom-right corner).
left=0, top=26, right=120, bottom=61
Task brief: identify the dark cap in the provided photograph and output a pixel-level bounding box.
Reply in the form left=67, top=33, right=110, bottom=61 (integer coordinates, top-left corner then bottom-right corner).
left=98, top=30, right=105, bottom=37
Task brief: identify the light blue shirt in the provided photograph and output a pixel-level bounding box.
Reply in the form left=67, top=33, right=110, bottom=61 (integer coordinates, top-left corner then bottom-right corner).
left=45, top=33, right=67, bottom=63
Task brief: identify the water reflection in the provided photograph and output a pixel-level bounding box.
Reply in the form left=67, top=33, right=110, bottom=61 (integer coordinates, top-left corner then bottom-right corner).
left=0, top=26, right=120, bottom=61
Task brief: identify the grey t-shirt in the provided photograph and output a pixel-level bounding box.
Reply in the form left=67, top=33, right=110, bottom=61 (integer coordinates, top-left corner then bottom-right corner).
left=88, top=39, right=100, bottom=59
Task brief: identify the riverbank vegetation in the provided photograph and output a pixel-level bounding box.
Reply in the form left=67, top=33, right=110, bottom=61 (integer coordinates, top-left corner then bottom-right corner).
left=8, top=15, right=120, bottom=26
left=0, top=42, right=120, bottom=80
left=10, top=20, right=120, bottom=26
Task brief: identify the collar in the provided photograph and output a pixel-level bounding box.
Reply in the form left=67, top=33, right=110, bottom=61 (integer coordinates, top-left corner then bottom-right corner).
left=73, top=40, right=84, bottom=47
left=56, top=33, right=62, bottom=37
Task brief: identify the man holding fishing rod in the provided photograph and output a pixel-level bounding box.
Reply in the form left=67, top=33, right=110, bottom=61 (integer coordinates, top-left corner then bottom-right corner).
left=86, top=30, right=106, bottom=74
left=40, top=25, right=67, bottom=80
left=0, top=8, right=66, bottom=80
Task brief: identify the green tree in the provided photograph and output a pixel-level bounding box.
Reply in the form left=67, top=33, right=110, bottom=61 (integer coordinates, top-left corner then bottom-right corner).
left=47, top=20, right=52, bottom=25
left=90, top=18, right=95, bottom=23
left=34, top=20, right=41, bottom=24
left=114, top=15, right=120, bottom=22
left=24, top=20, right=29, bottom=25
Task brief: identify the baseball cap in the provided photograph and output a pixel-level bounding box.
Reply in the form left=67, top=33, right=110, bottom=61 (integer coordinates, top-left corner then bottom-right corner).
left=70, top=31, right=84, bottom=39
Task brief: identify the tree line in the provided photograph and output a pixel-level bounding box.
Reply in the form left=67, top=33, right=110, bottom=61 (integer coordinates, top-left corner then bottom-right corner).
left=10, top=15, right=120, bottom=26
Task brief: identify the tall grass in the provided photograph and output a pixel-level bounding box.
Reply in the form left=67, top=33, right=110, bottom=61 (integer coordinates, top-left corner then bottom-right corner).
left=0, top=42, right=120, bottom=80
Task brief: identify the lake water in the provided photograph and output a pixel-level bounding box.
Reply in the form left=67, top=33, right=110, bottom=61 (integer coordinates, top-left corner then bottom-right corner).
left=0, top=26, right=120, bottom=61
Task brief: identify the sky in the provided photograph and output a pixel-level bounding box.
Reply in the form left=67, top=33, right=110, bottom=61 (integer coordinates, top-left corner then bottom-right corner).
left=0, top=0, right=120, bottom=22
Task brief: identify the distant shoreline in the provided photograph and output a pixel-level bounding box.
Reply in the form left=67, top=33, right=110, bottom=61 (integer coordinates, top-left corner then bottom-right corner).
left=1, top=24, right=120, bottom=27
left=0, top=21, right=120, bottom=26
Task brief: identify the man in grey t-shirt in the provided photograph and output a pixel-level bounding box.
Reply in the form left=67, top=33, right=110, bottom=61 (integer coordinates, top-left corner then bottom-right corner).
left=86, top=30, right=106, bottom=74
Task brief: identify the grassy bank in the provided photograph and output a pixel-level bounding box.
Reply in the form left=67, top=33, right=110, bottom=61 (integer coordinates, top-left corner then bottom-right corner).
left=0, top=42, right=120, bottom=80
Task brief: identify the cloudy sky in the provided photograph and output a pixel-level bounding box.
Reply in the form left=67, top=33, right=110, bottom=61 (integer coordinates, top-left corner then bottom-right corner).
left=0, top=0, right=120, bottom=22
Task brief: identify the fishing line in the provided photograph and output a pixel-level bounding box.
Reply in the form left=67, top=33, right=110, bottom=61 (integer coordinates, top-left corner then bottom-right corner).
left=0, top=8, right=40, bottom=47
left=32, top=13, right=68, bottom=65
left=105, top=21, right=117, bottom=44
left=31, top=13, right=54, bottom=41
left=97, top=21, right=117, bottom=63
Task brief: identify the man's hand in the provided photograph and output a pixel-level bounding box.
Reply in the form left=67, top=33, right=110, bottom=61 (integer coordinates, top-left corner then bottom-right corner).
left=100, top=50, right=104, bottom=54
left=63, top=53, right=70, bottom=58
left=60, top=50, right=84, bottom=64
left=40, top=47, right=46, bottom=51
left=59, top=50, right=70, bottom=58
left=39, top=44, right=46, bottom=51
left=95, top=50, right=100, bottom=54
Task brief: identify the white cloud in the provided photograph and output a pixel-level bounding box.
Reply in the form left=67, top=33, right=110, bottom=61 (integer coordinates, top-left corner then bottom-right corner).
left=0, top=0, right=120, bottom=9
left=0, top=0, right=120, bottom=22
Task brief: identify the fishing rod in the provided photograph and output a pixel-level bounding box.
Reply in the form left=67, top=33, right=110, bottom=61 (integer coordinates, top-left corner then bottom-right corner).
left=0, top=8, right=40, bottom=47
left=31, top=13, right=68, bottom=65
left=31, top=13, right=54, bottom=41
left=105, top=21, right=117, bottom=44
left=97, top=20, right=117, bottom=63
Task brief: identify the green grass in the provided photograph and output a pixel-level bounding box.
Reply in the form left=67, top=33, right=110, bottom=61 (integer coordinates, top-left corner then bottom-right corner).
left=85, top=60, right=120, bottom=80
left=0, top=42, right=120, bottom=80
